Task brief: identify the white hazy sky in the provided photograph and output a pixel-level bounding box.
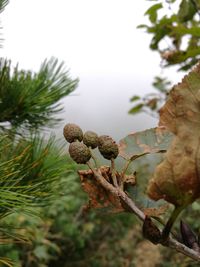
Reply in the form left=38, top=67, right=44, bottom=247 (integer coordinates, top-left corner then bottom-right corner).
left=1, top=0, right=183, bottom=140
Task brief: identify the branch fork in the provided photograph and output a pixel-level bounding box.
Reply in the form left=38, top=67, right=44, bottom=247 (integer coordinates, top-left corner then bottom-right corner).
left=81, top=162, right=200, bottom=262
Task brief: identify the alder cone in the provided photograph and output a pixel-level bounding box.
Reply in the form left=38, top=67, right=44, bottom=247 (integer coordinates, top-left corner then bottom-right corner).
left=69, top=141, right=91, bottom=164
left=98, top=135, right=113, bottom=144
left=147, top=63, right=200, bottom=206
left=83, top=131, right=99, bottom=149
left=98, top=135, right=119, bottom=160
left=63, top=123, right=83, bottom=143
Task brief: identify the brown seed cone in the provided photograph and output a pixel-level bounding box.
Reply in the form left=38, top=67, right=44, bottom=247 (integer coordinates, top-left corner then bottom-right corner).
left=69, top=141, right=91, bottom=164
left=63, top=123, right=83, bottom=143
left=98, top=135, right=119, bottom=160
left=83, top=131, right=99, bottom=149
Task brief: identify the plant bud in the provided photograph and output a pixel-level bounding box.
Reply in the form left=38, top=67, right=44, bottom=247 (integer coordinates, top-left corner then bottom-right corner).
left=180, top=220, right=198, bottom=249
left=143, top=216, right=162, bottom=244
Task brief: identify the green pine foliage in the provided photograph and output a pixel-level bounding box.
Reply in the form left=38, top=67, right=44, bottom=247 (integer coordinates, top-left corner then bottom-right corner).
left=0, top=184, right=138, bottom=267
left=0, top=55, right=79, bottom=220
left=0, top=58, right=78, bottom=131
left=0, top=135, right=72, bottom=216
left=0, top=0, right=8, bottom=13
left=0, top=2, right=79, bottom=263
left=0, top=0, right=9, bottom=48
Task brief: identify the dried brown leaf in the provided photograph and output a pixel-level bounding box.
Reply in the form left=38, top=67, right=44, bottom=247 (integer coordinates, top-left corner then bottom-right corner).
left=123, top=174, right=136, bottom=187
left=142, top=204, right=169, bottom=218
left=78, top=166, right=125, bottom=213
left=148, top=63, right=200, bottom=206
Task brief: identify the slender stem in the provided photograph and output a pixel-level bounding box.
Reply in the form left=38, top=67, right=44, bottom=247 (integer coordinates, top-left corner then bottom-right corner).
left=86, top=161, right=145, bottom=220
left=120, top=159, right=132, bottom=189
left=111, top=158, right=118, bottom=187
left=153, top=217, right=178, bottom=239
left=121, top=159, right=132, bottom=178
left=82, top=165, right=200, bottom=261
left=89, top=148, right=99, bottom=168
left=162, top=205, right=185, bottom=242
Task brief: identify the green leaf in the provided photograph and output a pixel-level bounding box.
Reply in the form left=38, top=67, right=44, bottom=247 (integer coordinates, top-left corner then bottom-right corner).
left=128, top=182, right=168, bottom=213
left=166, top=0, right=176, bottom=2
left=130, top=95, right=141, bottom=102
left=178, top=58, right=199, bottom=71
left=178, top=0, right=196, bottom=22
left=152, top=76, right=171, bottom=93
left=146, top=15, right=177, bottom=50
left=124, top=153, right=169, bottom=212
left=128, top=103, right=144, bottom=114
left=172, top=25, right=200, bottom=37
left=119, top=127, right=173, bottom=161
left=164, top=48, right=200, bottom=65
left=136, top=24, right=148, bottom=29
left=145, top=3, right=163, bottom=23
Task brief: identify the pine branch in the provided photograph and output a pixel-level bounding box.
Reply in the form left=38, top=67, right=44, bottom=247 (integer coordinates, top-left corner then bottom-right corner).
left=0, top=58, right=78, bottom=131
left=0, top=0, right=8, bottom=13
left=0, top=134, right=72, bottom=216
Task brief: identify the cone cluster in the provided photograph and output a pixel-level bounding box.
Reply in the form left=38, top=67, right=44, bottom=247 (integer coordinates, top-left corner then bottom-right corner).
left=63, top=123, right=119, bottom=164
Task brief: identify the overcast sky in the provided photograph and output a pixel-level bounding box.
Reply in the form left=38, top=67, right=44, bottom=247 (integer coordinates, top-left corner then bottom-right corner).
left=1, top=0, right=183, bottom=140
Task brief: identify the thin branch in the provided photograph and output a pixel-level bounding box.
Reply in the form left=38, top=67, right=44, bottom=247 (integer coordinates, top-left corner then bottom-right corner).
left=89, top=148, right=99, bottom=168
left=87, top=162, right=145, bottom=220
left=86, top=162, right=200, bottom=262
left=121, top=159, right=132, bottom=185
left=110, top=159, right=118, bottom=187
left=167, top=238, right=200, bottom=261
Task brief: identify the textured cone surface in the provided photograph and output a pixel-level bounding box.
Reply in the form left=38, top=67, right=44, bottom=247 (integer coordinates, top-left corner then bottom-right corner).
left=147, top=63, right=200, bottom=206
left=98, top=135, right=113, bottom=144
left=63, top=123, right=83, bottom=143
left=98, top=136, right=119, bottom=160
left=69, top=141, right=91, bottom=164
left=83, top=131, right=99, bottom=149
